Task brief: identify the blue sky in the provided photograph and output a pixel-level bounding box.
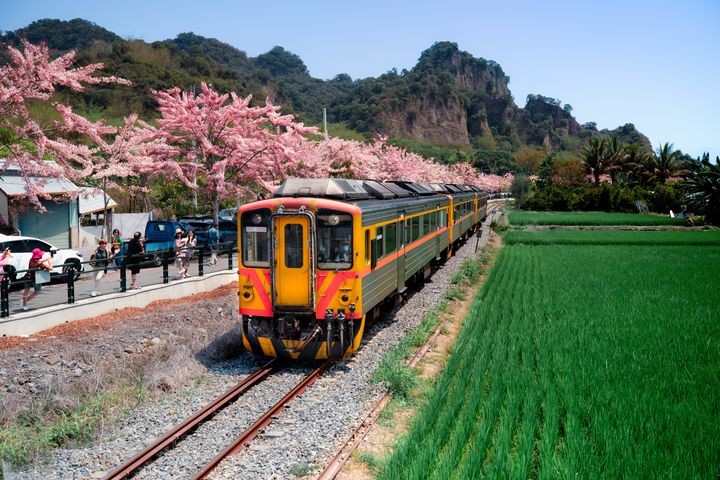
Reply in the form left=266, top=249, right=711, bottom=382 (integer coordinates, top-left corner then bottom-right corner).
left=2, top=0, right=718, bottom=160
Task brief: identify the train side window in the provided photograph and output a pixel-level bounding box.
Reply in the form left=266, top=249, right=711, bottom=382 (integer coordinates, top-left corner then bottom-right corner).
left=404, top=218, right=410, bottom=245
left=386, top=222, right=397, bottom=254
left=440, top=209, right=446, bottom=228
left=377, top=226, right=386, bottom=258
left=365, top=229, right=370, bottom=263
left=411, top=216, right=420, bottom=242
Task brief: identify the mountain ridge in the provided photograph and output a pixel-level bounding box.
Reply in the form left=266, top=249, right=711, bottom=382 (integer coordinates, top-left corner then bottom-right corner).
left=1, top=18, right=652, bottom=162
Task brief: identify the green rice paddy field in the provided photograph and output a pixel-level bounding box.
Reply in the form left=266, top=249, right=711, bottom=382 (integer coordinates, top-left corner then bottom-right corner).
left=508, top=211, right=687, bottom=226
left=381, top=228, right=720, bottom=479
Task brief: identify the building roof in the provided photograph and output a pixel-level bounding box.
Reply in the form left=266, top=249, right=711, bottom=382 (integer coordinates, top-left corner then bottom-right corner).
left=0, top=174, right=81, bottom=196
left=79, top=187, right=118, bottom=215
left=0, top=163, right=116, bottom=214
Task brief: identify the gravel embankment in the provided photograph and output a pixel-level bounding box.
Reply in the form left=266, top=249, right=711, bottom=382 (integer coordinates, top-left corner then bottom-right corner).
left=15, top=220, right=492, bottom=480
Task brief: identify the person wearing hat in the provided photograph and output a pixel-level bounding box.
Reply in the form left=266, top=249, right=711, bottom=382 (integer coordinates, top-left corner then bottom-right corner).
left=174, top=228, right=188, bottom=279
left=90, top=239, right=115, bottom=297
left=22, top=248, right=53, bottom=311
left=182, top=229, right=197, bottom=278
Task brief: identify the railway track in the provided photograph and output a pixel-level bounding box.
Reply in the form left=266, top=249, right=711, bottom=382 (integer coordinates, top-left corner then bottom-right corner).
left=103, top=359, right=331, bottom=480
left=103, top=207, right=503, bottom=480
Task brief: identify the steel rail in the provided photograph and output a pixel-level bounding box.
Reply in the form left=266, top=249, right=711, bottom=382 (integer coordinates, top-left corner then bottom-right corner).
left=191, top=360, right=332, bottom=480
left=103, top=359, right=278, bottom=480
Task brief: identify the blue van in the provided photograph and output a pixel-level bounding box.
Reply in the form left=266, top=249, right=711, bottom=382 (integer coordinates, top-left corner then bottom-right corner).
left=115, top=220, right=188, bottom=267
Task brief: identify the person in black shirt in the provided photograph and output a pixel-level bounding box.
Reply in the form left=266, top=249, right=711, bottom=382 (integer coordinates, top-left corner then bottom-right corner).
left=125, top=231, right=144, bottom=289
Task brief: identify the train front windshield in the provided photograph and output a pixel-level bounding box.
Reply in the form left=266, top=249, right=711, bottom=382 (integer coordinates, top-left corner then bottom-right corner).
left=241, top=209, right=271, bottom=268
left=316, top=211, right=353, bottom=270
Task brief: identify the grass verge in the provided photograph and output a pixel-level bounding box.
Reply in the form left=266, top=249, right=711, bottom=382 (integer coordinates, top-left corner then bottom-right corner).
left=0, top=382, right=145, bottom=466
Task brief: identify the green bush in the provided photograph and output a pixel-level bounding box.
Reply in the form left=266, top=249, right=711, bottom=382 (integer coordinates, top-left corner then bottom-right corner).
left=522, top=183, right=684, bottom=213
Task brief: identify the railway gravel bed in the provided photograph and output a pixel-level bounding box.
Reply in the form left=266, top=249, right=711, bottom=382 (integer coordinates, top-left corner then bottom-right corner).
left=12, top=219, right=493, bottom=479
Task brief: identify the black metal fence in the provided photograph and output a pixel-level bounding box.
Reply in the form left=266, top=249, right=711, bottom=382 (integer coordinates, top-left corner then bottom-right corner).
left=0, top=242, right=237, bottom=318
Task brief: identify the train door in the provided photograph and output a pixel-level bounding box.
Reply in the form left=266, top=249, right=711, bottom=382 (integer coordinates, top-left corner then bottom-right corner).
left=273, top=215, right=313, bottom=309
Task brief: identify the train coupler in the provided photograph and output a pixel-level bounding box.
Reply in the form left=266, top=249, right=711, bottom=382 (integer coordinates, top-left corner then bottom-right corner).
left=324, top=306, right=356, bottom=359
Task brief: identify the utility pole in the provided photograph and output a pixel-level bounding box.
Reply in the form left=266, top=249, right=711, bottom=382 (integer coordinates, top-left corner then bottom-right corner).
left=323, top=107, right=328, bottom=141
left=191, top=84, right=198, bottom=209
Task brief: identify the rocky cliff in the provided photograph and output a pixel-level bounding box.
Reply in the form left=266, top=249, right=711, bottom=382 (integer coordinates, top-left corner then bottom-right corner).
left=2, top=21, right=651, bottom=154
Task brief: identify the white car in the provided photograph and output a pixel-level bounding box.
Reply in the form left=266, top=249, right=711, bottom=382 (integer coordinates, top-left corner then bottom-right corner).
left=0, top=234, right=84, bottom=281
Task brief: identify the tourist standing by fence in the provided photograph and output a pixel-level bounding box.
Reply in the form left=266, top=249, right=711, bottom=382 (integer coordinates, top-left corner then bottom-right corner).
left=22, top=249, right=52, bottom=310
left=90, top=239, right=114, bottom=297
left=125, top=232, right=144, bottom=289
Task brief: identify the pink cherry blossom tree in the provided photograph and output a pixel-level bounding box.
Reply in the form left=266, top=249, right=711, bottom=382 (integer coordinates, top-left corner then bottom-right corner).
left=153, top=83, right=318, bottom=222
left=293, top=135, right=512, bottom=192
left=0, top=39, right=130, bottom=208
left=45, top=104, right=178, bottom=238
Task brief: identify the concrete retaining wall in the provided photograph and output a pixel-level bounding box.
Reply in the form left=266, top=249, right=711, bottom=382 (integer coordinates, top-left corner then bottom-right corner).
left=0, top=270, right=237, bottom=337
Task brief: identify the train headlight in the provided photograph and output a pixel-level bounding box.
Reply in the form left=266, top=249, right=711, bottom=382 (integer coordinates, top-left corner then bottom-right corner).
left=252, top=213, right=263, bottom=225
left=327, top=214, right=340, bottom=225
left=242, top=283, right=254, bottom=301
left=338, top=288, right=352, bottom=305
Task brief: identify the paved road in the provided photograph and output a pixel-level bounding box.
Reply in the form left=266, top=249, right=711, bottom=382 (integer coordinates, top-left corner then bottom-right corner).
left=7, top=250, right=239, bottom=315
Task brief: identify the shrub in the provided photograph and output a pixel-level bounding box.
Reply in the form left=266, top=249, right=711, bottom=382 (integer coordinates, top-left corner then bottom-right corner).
left=522, top=183, right=684, bottom=213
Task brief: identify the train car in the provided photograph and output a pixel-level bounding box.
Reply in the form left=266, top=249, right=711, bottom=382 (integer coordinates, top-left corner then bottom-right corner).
left=237, top=178, right=488, bottom=361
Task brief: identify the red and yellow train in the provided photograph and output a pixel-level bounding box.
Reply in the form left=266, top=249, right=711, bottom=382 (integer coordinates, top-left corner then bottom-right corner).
left=237, top=178, right=488, bottom=361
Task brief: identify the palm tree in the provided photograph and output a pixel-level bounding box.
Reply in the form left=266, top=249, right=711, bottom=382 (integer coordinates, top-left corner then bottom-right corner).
left=623, top=143, right=653, bottom=185
left=606, top=137, right=629, bottom=184
left=581, top=137, right=610, bottom=185
left=682, top=160, right=720, bottom=225
left=644, top=143, right=686, bottom=184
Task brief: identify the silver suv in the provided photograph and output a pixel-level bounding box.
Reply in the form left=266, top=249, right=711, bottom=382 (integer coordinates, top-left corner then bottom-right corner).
left=0, top=234, right=84, bottom=281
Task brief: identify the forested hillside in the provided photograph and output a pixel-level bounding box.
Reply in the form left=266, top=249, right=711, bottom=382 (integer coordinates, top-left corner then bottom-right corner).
left=1, top=18, right=650, bottom=171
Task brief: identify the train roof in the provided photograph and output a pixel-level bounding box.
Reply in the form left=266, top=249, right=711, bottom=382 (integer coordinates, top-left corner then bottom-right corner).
left=273, top=178, right=486, bottom=201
